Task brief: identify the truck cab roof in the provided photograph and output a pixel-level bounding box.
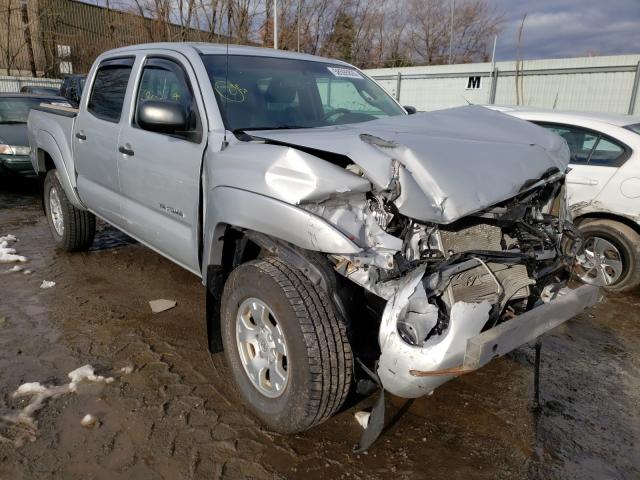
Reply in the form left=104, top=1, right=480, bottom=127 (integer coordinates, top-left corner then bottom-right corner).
left=103, top=42, right=351, bottom=66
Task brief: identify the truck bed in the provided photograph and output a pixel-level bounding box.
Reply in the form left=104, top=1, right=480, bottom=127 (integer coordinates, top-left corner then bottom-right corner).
left=33, top=103, right=79, bottom=118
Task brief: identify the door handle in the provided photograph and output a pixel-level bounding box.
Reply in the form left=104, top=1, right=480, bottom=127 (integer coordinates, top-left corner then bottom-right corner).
left=567, top=178, right=599, bottom=186
left=118, top=145, right=134, bottom=156
left=75, top=132, right=86, bottom=140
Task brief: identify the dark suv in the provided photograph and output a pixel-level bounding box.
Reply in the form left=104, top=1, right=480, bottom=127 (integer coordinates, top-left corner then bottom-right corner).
left=59, top=74, right=86, bottom=106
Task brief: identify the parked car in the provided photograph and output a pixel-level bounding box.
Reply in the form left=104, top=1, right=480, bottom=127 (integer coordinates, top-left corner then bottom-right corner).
left=489, top=106, right=640, bottom=292
left=20, top=85, right=60, bottom=96
left=59, top=74, right=86, bottom=106
left=28, top=43, right=597, bottom=435
left=0, top=94, right=71, bottom=177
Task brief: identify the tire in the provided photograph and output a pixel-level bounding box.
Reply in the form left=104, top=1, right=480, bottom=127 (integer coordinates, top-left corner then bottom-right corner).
left=576, top=218, right=640, bottom=292
left=43, top=169, right=96, bottom=252
left=221, top=257, right=353, bottom=433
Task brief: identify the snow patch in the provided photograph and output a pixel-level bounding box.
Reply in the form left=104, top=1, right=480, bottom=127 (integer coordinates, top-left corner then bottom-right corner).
left=0, top=235, right=27, bottom=264
left=1, top=364, right=115, bottom=447
left=80, top=414, right=98, bottom=428
left=67, top=364, right=114, bottom=389
left=40, top=280, right=56, bottom=289
left=5, top=265, right=23, bottom=273
left=354, top=411, right=370, bottom=429
left=14, top=382, right=48, bottom=396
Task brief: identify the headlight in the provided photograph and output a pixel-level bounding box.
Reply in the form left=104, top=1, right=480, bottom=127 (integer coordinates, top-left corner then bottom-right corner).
left=0, top=145, right=31, bottom=155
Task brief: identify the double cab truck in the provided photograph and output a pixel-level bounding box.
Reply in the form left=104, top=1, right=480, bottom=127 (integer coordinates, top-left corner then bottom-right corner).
left=28, top=43, right=598, bottom=437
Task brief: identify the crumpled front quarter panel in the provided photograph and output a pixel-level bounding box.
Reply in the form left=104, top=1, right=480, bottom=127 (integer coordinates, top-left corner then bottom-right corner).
left=209, top=140, right=370, bottom=204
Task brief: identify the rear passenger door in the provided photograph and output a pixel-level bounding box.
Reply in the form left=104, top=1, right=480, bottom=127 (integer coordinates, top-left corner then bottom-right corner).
left=538, top=123, right=628, bottom=207
left=117, top=53, right=206, bottom=274
left=74, top=57, right=135, bottom=226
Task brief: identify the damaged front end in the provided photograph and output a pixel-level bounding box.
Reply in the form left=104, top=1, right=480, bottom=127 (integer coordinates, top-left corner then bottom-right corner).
left=242, top=107, right=599, bottom=398
left=305, top=160, right=591, bottom=398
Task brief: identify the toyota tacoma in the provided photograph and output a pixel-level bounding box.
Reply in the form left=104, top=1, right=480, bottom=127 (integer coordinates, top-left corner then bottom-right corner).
left=28, top=43, right=598, bottom=435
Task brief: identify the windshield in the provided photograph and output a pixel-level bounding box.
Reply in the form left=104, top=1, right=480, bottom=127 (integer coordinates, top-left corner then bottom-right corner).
left=201, top=54, right=405, bottom=131
left=0, top=97, right=52, bottom=124
left=625, top=123, right=640, bottom=135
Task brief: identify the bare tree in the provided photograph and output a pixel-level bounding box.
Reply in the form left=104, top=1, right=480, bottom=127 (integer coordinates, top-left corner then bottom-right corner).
left=407, top=0, right=502, bottom=65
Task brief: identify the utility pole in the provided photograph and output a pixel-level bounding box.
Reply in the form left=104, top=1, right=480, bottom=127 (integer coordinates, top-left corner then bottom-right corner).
left=273, top=0, right=278, bottom=49
left=448, top=0, right=454, bottom=64
left=20, top=0, right=37, bottom=77
left=297, top=0, right=301, bottom=52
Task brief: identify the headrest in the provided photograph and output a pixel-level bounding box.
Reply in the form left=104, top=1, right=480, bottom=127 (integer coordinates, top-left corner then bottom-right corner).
left=265, top=77, right=297, bottom=104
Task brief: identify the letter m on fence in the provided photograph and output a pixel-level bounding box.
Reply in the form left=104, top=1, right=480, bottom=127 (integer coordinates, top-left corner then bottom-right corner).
left=466, top=76, right=481, bottom=89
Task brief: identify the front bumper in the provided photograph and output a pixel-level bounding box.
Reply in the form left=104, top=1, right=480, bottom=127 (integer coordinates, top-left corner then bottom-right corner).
left=0, top=154, right=37, bottom=177
left=377, top=284, right=600, bottom=398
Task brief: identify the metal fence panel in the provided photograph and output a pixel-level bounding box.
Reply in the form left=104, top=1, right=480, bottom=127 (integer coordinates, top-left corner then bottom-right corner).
left=0, top=75, right=62, bottom=93
left=494, top=71, right=637, bottom=114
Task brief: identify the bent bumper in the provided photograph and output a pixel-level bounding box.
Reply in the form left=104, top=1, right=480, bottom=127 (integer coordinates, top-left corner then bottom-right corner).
left=378, top=284, right=600, bottom=398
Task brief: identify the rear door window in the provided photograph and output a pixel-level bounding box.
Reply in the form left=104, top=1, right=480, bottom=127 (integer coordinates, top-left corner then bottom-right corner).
left=543, top=125, right=597, bottom=164
left=539, top=123, right=628, bottom=167
left=589, top=137, right=625, bottom=166
left=87, top=57, right=134, bottom=123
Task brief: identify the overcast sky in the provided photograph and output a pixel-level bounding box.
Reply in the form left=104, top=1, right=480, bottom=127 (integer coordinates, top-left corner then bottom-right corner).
left=490, top=0, right=640, bottom=60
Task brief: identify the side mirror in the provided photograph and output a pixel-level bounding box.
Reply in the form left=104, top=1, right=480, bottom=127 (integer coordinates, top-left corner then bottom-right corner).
left=137, top=100, right=187, bottom=134
left=404, top=105, right=417, bottom=115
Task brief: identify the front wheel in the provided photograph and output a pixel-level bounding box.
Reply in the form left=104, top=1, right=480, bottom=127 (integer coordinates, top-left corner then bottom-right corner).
left=220, top=257, right=353, bottom=433
left=43, top=170, right=96, bottom=252
left=575, top=218, right=640, bottom=292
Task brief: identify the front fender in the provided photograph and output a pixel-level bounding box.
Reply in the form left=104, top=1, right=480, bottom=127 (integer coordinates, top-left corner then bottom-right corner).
left=201, top=186, right=361, bottom=282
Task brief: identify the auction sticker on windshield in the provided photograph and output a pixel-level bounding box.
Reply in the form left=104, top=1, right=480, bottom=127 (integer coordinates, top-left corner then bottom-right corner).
left=327, top=66, right=363, bottom=79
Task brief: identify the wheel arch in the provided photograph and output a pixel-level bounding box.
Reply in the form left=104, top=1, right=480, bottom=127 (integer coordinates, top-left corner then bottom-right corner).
left=574, top=211, right=640, bottom=236
left=201, top=187, right=362, bottom=353
left=34, top=135, right=85, bottom=210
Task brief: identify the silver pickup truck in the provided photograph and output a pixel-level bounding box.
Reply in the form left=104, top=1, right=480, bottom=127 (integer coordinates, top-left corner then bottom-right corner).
left=28, top=42, right=598, bottom=435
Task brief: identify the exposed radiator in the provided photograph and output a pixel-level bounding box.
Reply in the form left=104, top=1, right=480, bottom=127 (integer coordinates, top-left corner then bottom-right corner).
left=439, top=221, right=533, bottom=304
left=439, top=221, right=502, bottom=253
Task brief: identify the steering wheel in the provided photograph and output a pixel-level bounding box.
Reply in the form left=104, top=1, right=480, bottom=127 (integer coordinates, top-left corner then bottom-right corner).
left=322, top=108, right=352, bottom=121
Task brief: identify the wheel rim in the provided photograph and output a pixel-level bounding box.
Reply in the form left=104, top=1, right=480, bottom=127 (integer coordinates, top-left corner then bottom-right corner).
left=235, top=298, right=289, bottom=398
left=49, top=186, right=64, bottom=237
left=576, top=236, right=624, bottom=286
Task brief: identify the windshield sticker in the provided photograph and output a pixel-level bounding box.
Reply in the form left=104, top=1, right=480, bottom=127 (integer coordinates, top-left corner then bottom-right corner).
left=327, top=66, right=363, bottom=79
left=214, top=80, right=248, bottom=103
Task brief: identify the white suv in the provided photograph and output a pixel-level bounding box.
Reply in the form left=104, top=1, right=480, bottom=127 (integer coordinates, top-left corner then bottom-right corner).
left=488, top=107, right=640, bottom=292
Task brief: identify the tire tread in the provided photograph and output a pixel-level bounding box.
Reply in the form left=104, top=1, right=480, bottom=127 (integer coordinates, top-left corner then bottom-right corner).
left=253, top=257, right=353, bottom=428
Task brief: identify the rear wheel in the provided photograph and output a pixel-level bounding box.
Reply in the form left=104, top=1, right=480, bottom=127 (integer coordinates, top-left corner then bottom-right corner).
left=43, top=170, right=96, bottom=252
left=221, top=257, right=352, bottom=433
left=575, top=218, right=640, bottom=292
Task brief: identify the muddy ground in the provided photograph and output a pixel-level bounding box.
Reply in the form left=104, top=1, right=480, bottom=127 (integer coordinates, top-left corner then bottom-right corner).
left=0, top=179, right=639, bottom=480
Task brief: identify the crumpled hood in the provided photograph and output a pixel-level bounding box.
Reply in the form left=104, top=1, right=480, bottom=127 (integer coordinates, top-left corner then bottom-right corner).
left=252, top=106, right=570, bottom=224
